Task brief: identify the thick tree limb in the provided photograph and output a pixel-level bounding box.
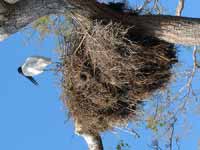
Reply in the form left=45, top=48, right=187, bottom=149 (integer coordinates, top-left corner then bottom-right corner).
left=0, top=0, right=70, bottom=41
left=75, top=120, right=103, bottom=150
left=0, top=0, right=200, bottom=46
left=79, top=133, right=103, bottom=150
left=68, top=0, right=200, bottom=46
left=126, top=15, right=200, bottom=46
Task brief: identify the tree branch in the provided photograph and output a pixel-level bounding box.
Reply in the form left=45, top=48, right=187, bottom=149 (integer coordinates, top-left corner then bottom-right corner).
left=80, top=133, right=103, bottom=150
left=127, top=15, right=200, bottom=46
left=168, top=117, right=177, bottom=150
left=176, top=0, right=184, bottom=16
left=75, top=120, right=103, bottom=150
left=68, top=0, right=200, bottom=46
left=1, top=0, right=200, bottom=46
left=0, top=0, right=70, bottom=41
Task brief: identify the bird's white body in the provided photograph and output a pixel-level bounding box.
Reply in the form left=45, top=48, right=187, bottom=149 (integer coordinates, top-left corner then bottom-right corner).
left=21, top=56, right=52, bottom=76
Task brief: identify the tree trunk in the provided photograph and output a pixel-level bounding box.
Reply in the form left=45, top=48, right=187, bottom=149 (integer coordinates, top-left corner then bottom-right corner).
left=2, top=0, right=200, bottom=150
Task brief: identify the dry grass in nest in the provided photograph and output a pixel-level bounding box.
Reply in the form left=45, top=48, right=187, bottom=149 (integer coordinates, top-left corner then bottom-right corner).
left=60, top=20, right=177, bottom=134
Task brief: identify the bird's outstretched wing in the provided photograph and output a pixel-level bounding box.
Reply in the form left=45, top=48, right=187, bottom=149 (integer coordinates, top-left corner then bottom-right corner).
left=26, top=76, right=39, bottom=86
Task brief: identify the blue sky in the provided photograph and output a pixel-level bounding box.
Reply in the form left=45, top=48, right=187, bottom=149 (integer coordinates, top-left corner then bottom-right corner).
left=0, top=0, right=200, bottom=150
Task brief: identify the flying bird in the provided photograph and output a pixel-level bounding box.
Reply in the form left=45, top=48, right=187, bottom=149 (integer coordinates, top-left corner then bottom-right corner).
left=18, top=56, right=52, bottom=85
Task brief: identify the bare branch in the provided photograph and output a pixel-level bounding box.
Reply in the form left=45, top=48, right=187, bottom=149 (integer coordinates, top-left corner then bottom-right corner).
left=176, top=0, right=184, bottom=16
left=114, top=126, right=140, bottom=138
left=168, top=117, right=177, bottom=150
left=137, top=0, right=151, bottom=13
left=184, top=46, right=199, bottom=97
left=152, top=0, right=162, bottom=14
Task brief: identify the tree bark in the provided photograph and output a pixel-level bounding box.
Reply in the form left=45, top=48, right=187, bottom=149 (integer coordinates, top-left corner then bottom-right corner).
left=127, top=15, right=200, bottom=46
left=75, top=120, right=103, bottom=150
left=67, top=0, right=200, bottom=46
left=0, top=0, right=200, bottom=46
left=79, top=133, right=103, bottom=150
left=0, top=0, right=70, bottom=41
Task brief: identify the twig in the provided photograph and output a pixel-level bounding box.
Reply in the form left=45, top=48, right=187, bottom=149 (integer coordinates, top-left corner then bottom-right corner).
left=168, top=117, right=177, bottom=150
left=152, top=0, right=162, bottom=14
left=170, top=46, right=199, bottom=117
left=114, top=127, right=140, bottom=138
left=175, top=136, right=181, bottom=150
left=74, top=33, right=86, bottom=54
left=137, top=0, right=151, bottom=13
left=185, top=46, right=198, bottom=95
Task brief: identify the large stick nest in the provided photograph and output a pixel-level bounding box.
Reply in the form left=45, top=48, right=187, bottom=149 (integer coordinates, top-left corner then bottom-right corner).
left=61, top=18, right=177, bottom=134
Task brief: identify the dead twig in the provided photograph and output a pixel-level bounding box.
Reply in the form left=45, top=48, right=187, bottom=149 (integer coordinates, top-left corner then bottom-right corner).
left=137, top=0, right=151, bottom=13
left=168, top=117, right=177, bottom=150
